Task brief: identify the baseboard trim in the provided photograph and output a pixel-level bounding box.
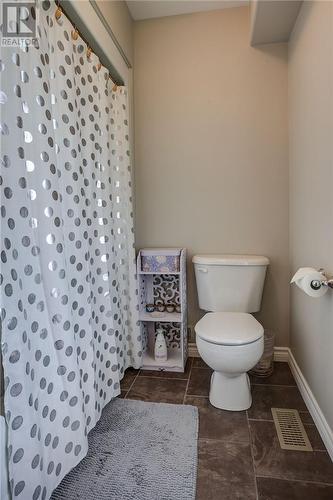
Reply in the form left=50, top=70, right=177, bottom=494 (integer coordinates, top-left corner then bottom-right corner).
left=288, top=348, right=333, bottom=461
left=273, top=346, right=289, bottom=362
left=188, top=343, right=199, bottom=358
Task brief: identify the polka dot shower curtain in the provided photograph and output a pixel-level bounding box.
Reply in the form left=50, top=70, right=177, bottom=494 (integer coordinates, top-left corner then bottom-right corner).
left=0, top=1, right=142, bottom=498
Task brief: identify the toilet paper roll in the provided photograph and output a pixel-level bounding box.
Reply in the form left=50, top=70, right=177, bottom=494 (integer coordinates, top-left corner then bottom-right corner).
left=291, top=267, right=328, bottom=298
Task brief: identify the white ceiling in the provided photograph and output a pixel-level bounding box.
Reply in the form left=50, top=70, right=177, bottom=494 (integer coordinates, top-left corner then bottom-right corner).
left=250, top=0, right=302, bottom=45
left=126, top=1, right=248, bottom=21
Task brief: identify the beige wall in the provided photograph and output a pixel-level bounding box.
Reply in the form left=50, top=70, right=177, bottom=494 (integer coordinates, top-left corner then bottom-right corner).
left=134, top=7, right=290, bottom=345
left=289, top=1, right=333, bottom=429
left=96, top=0, right=134, bottom=65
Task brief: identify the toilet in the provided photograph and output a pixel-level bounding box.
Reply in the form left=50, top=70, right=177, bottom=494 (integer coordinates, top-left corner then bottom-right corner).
left=192, top=254, right=269, bottom=411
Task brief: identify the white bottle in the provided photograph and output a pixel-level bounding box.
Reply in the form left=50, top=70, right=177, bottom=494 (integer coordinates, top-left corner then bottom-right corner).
left=154, top=329, right=168, bottom=363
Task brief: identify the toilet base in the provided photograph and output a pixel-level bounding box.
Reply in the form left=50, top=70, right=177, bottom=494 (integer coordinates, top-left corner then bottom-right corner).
left=209, top=370, right=252, bottom=411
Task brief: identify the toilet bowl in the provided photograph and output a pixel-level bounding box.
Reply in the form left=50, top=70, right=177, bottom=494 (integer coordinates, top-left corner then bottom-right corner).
left=195, top=312, right=264, bottom=411
left=192, top=254, right=269, bottom=411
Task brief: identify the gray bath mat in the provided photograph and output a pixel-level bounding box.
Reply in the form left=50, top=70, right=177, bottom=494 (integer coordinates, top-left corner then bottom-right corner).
left=51, top=398, right=198, bottom=500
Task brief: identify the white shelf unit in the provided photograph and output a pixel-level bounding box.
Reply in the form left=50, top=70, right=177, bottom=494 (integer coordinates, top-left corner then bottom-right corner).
left=137, top=248, right=187, bottom=372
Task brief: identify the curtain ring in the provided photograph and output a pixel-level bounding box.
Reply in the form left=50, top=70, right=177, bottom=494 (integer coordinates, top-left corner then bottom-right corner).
left=87, top=47, right=92, bottom=60
left=55, top=6, right=62, bottom=20
left=109, top=74, right=117, bottom=91
left=71, top=28, right=79, bottom=41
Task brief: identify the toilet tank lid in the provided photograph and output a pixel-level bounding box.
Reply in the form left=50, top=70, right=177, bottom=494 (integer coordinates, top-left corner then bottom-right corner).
left=192, top=254, right=269, bottom=266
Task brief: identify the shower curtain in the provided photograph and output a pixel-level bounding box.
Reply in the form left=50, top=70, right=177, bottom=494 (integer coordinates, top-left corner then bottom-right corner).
left=0, top=1, right=142, bottom=498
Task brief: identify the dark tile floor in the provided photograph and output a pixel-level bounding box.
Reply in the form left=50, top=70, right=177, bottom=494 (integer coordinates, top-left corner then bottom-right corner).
left=120, top=359, right=333, bottom=500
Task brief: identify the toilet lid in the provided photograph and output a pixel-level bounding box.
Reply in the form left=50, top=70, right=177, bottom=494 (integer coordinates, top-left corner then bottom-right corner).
left=195, top=312, right=264, bottom=346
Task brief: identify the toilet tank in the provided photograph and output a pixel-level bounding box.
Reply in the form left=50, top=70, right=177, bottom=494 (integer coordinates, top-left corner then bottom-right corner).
left=192, top=254, right=269, bottom=313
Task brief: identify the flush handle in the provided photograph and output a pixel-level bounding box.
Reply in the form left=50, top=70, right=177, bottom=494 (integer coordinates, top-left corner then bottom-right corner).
left=197, top=267, right=208, bottom=273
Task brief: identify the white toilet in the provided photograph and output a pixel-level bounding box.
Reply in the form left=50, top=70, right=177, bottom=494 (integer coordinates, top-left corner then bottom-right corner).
left=192, top=254, right=269, bottom=411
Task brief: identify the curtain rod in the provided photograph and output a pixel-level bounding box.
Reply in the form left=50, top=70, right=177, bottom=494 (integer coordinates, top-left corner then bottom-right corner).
left=89, top=0, right=132, bottom=70
left=55, top=1, right=121, bottom=88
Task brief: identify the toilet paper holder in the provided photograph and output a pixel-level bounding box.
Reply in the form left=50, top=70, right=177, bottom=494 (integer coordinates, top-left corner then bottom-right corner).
left=311, top=269, right=333, bottom=290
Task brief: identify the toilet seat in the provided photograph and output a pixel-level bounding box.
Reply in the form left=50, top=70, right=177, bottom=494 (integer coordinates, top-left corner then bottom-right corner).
left=195, top=312, right=264, bottom=346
